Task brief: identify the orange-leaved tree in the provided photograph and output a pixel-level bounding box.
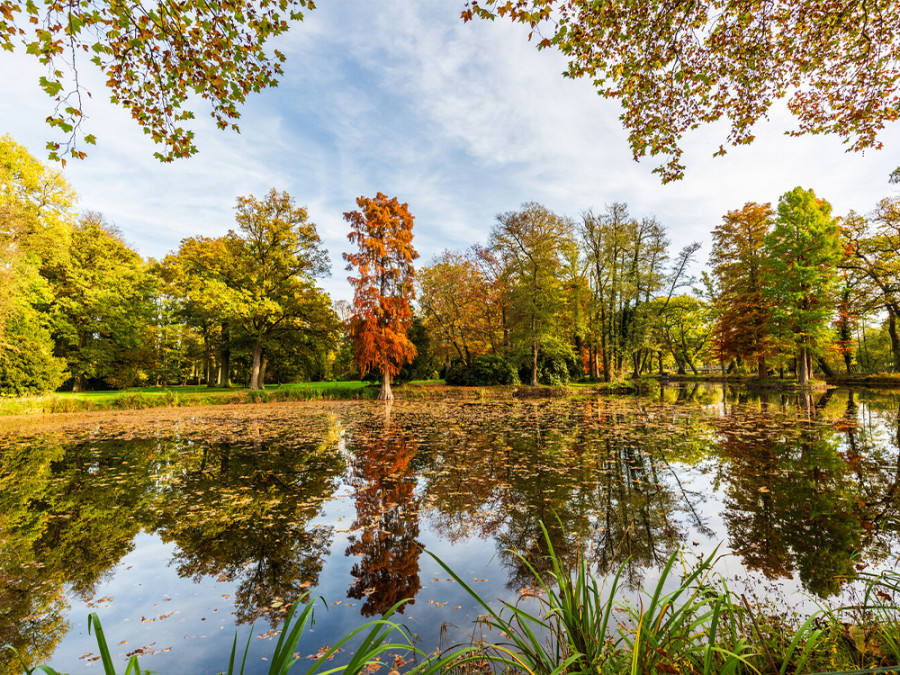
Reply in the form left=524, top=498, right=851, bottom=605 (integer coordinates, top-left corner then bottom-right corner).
left=709, top=202, right=778, bottom=380
left=343, top=193, right=418, bottom=401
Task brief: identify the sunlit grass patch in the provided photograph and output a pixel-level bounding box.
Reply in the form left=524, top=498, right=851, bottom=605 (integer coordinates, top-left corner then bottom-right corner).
left=0, top=381, right=376, bottom=415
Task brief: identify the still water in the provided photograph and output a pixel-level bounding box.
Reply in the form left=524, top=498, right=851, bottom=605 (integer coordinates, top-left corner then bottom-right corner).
left=2, top=385, right=899, bottom=673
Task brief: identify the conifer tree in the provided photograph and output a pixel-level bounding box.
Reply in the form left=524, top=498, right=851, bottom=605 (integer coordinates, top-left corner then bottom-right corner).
left=709, top=202, right=777, bottom=379
left=343, top=193, right=418, bottom=401
left=764, top=187, right=842, bottom=385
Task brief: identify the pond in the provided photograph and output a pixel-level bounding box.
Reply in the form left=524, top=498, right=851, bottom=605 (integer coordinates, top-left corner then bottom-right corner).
left=2, top=385, right=900, bottom=674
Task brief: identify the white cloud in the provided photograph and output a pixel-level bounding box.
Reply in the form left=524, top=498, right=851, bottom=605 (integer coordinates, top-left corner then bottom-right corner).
left=1, top=0, right=898, bottom=301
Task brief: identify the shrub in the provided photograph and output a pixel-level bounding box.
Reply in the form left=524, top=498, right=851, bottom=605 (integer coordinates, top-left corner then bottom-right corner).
left=518, top=352, right=583, bottom=386
left=445, top=355, right=520, bottom=386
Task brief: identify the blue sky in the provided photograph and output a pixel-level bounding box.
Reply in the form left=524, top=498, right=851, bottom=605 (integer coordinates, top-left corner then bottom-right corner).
left=2, top=0, right=899, bottom=301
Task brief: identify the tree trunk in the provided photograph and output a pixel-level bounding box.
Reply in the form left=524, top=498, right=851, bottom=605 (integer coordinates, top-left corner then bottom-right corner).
left=531, top=339, right=539, bottom=386
left=797, top=345, right=809, bottom=385
left=204, top=337, right=214, bottom=387
left=817, top=357, right=835, bottom=379
left=217, top=325, right=231, bottom=388
left=757, top=356, right=767, bottom=381
left=72, top=332, right=87, bottom=392
left=658, top=350, right=664, bottom=375
left=378, top=366, right=394, bottom=401
left=600, top=303, right=610, bottom=382
left=888, top=305, right=900, bottom=372
left=259, top=354, right=268, bottom=388
left=685, top=354, right=699, bottom=376
left=249, top=339, right=263, bottom=390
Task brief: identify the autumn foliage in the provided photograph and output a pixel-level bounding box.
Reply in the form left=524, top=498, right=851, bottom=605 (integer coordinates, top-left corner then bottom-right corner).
left=343, top=193, right=418, bottom=400
left=463, top=0, right=900, bottom=181
left=710, top=202, right=777, bottom=379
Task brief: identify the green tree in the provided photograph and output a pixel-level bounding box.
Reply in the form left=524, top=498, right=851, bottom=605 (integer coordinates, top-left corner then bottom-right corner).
left=491, top=202, right=575, bottom=386
left=842, top=198, right=900, bottom=372
left=648, top=295, right=711, bottom=376
left=580, top=204, right=671, bottom=380
left=0, top=135, right=72, bottom=393
left=44, top=213, right=153, bottom=390
left=463, top=0, right=900, bottom=181
left=163, top=236, right=239, bottom=387
left=764, top=187, right=842, bottom=385
left=709, top=202, right=778, bottom=379
left=228, top=189, right=332, bottom=390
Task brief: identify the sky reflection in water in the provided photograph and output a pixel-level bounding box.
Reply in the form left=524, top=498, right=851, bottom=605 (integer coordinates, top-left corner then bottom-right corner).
left=2, top=385, right=900, bottom=674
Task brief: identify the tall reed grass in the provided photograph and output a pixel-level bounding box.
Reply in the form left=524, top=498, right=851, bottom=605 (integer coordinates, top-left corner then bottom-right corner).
left=430, top=522, right=900, bottom=675
left=7, top=523, right=900, bottom=675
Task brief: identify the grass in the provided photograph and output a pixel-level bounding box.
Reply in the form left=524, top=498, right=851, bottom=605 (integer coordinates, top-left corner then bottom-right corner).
left=429, top=521, right=900, bottom=675
left=0, top=379, right=596, bottom=415
left=9, top=521, right=900, bottom=675
left=0, top=381, right=378, bottom=415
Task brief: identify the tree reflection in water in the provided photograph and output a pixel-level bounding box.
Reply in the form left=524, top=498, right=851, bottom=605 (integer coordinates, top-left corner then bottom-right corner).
left=718, top=389, right=900, bottom=597
left=419, top=399, right=710, bottom=588
left=5, top=390, right=900, bottom=670
left=345, top=403, right=422, bottom=616
left=0, top=437, right=156, bottom=675
left=153, top=426, right=344, bottom=626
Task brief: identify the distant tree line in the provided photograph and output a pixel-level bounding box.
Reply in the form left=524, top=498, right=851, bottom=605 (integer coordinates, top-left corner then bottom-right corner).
left=419, top=190, right=900, bottom=385
left=4, top=133, right=900, bottom=396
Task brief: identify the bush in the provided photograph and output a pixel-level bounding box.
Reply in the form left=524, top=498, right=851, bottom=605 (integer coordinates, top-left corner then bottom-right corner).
left=518, top=352, right=583, bottom=386
left=445, top=355, right=520, bottom=386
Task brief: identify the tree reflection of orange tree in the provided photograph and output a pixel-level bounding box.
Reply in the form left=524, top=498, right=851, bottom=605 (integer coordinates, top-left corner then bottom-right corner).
left=718, top=403, right=864, bottom=597
left=345, top=420, right=422, bottom=617
left=151, top=433, right=344, bottom=626
left=0, top=438, right=156, bottom=675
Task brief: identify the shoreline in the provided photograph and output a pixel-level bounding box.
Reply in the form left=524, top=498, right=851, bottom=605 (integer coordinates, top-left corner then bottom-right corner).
left=2, top=374, right=898, bottom=418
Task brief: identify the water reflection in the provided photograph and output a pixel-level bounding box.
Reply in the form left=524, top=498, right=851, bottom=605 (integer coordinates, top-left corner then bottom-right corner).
left=3, top=389, right=900, bottom=671
left=717, top=389, right=900, bottom=597
left=345, top=405, right=422, bottom=616
left=153, top=431, right=344, bottom=626
left=0, top=438, right=157, bottom=672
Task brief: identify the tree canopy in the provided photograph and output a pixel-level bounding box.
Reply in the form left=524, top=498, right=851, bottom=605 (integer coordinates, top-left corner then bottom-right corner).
left=1, top=0, right=315, bottom=162
left=343, top=193, right=418, bottom=401
left=463, top=0, right=900, bottom=181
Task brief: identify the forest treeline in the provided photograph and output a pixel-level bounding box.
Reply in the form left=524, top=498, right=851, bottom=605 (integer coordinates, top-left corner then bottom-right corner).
left=2, top=135, right=900, bottom=395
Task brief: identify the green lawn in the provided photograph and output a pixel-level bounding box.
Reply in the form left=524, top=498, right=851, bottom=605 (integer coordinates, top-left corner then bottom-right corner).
left=0, top=380, right=375, bottom=416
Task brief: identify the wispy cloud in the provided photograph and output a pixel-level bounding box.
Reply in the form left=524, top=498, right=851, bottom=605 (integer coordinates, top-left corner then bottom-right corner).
left=1, top=0, right=898, bottom=300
